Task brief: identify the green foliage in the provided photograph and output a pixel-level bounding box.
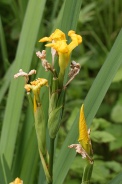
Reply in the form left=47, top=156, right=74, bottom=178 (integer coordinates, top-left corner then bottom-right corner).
left=0, top=0, right=122, bottom=184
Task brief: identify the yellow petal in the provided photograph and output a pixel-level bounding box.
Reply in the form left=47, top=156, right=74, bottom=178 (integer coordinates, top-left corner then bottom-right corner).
left=68, top=30, right=82, bottom=44
left=78, top=104, right=89, bottom=145
left=39, top=29, right=66, bottom=43
left=24, top=84, right=31, bottom=92
left=68, top=30, right=82, bottom=53
left=30, top=78, right=48, bottom=87
left=50, top=29, right=66, bottom=41
left=24, top=78, right=48, bottom=93
left=46, top=41, right=69, bottom=53
left=39, top=37, right=52, bottom=42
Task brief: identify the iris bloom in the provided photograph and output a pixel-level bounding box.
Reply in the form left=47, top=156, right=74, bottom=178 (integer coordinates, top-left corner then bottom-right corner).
left=39, top=29, right=82, bottom=74
left=24, top=78, right=48, bottom=111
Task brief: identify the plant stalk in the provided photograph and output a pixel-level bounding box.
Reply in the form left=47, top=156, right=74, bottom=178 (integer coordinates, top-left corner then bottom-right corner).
left=39, top=149, right=52, bottom=184
left=49, top=138, right=55, bottom=184
left=81, top=161, right=94, bottom=184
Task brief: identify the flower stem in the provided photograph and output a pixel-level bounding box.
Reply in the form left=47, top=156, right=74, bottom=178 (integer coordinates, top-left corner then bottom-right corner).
left=49, top=137, right=55, bottom=184
left=58, top=70, right=65, bottom=88
left=81, top=161, right=94, bottom=184
left=39, top=149, right=51, bottom=184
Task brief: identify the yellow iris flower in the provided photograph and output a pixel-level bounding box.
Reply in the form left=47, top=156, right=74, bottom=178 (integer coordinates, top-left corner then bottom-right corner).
left=39, top=29, right=82, bottom=72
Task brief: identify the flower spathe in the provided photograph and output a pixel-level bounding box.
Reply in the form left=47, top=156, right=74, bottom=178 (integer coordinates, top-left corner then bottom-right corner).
left=39, top=29, right=82, bottom=72
left=78, top=104, right=90, bottom=154
left=68, top=104, right=93, bottom=163
left=78, top=104, right=89, bottom=145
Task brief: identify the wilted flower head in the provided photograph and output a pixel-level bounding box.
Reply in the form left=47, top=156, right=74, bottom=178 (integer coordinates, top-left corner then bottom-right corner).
left=14, top=69, right=36, bottom=83
left=24, top=78, right=48, bottom=94
left=25, top=78, right=48, bottom=112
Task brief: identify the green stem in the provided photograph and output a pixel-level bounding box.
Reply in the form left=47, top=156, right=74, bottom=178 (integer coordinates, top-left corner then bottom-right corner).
left=58, top=70, right=65, bottom=88
left=81, top=161, right=94, bottom=184
left=49, top=138, right=55, bottom=184
left=26, top=92, right=33, bottom=110
left=39, top=149, right=52, bottom=184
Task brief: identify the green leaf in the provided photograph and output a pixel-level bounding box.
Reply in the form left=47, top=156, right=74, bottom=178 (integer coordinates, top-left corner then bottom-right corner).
left=111, top=104, right=122, bottom=123
left=113, top=66, right=122, bottom=82
left=108, top=172, right=122, bottom=184
left=0, top=64, right=13, bottom=104
left=92, top=118, right=111, bottom=131
left=90, top=131, right=115, bottom=143
left=54, top=117, right=79, bottom=184
left=79, top=2, right=96, bottom=24
left=106, top=124, right=122, bottom=151
left=105, top=161, right=121, bottom=173
left=0, top=17, right=9, bottom=71
left=0, top=157, right=6, bottom=184
left=92, top=160, right=109, bottom=183
left=60, top=0, right=82, bottom=33
left=0, top=155, right=12, bottom=184
left=20, top=129, right=39, bottom=184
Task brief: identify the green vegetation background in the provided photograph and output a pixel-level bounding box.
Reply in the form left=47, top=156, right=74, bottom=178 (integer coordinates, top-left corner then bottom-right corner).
left=0, top=0, right=122, bottom=184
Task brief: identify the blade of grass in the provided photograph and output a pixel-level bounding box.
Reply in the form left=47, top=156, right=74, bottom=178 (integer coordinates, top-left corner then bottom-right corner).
left=1, top=155, right=12, bottom=183
left=0, top=17, right=9, bottom=71
left=54, top=28, right=122, bottom=184
left=0, top=64, right=13, bottom=104
left=11, top=105, right=35, bottom=177
left=60, top=0, right=82, bottom=33
left=0, top=0, right=46, bottom=168
left=54, top=115, right=79, bottom=184
left=20, top=129, right=39, bottom=184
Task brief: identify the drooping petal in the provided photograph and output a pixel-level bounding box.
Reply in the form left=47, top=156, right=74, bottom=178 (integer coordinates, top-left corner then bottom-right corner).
left=39, top=37, right=52, bottom=42
left=68, top=30, right=82, bottom=53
